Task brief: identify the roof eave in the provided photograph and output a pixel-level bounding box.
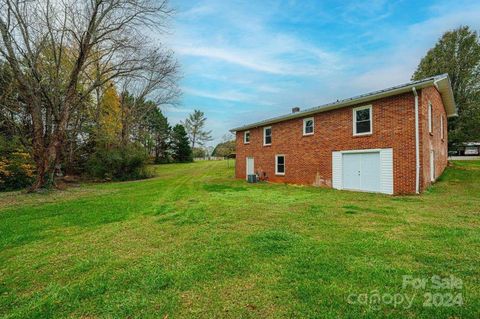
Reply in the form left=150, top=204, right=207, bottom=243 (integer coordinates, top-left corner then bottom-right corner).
left=434, top=76, right=458, bottom=118
left=230, top=79, right=435, bottom=132
left=230, top=74, right=457, bottom=132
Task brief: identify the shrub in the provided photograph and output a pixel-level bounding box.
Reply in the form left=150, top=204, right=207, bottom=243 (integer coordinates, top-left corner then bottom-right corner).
left=192, top=147, right=206, bottom=159
left=86, top=144, right=152, bottom=181
left=0, top=137, right=35, bottom=191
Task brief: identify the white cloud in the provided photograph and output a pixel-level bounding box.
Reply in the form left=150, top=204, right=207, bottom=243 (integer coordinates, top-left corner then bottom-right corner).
left=176, top=41, right=342, bottom=77
left=339, top=0, right=396, bottom=25
left=177, top=46, right=291, bottom=75
left=178, top=3, right=215, bottom=19
left=348, top=2, right=480, bottom=92
left=350, top=66, right=415, bottom=92
left=162, top=106, right=194, bottom=113
left=407, top=6, right=480, bottom=42
left=183, top=87, right=272, bottom=105
left=170, top=4, right=343, bottom=78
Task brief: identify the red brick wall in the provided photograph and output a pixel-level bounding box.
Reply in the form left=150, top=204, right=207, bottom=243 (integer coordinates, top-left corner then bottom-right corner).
left=419, top=86, right=448, bottom=191
left=235, top=90, right=448, bottom=195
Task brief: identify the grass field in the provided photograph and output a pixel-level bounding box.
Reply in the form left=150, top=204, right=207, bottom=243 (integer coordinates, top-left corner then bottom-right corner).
left=0, top=160, right=479, bottom=318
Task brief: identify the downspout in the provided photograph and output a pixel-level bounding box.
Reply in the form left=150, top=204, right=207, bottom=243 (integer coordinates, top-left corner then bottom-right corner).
left=412, top=87, right=420, bottom=194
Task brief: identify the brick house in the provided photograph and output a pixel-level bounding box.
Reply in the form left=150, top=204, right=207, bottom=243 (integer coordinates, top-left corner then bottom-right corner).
left=230, top=74, right=457, bottom=195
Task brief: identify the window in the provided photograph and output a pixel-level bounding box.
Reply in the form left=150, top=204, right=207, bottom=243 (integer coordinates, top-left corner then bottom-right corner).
left=244, top=131, right=250, bottom=144
left=303, top=117, right=314, bottom=135
left=353, top=105, right=372, bottom=135
left=275, top=155, right=285, bottom=175
left=428, top=101, right=433, bottom=134
left=440, top=115, right=444, bottom=140
left=263, top=126, right=272, bottom=145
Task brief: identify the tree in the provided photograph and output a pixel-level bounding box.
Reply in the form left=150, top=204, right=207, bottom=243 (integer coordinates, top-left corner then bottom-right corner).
left=0, top=61, right=28, bottom=143
left=0, top=0, right=178, bottom=190
left=118, top=51, right=179, bottom=147
left=171, top=124, right=192, bottom=163
left=212, top=134, right=236, bottom=157
left=212, top=140, right=236, bottom=157
left=192, top=147, right=206, bottom=158
left=0, top=135, right=35, bottom=191
left=183, top=110, right=212, bottom=149
left=144, top=106, right=171, bottom=163
left=97, top=84, right=122, bottom=144
left=412, top=26, right=480, bottom=145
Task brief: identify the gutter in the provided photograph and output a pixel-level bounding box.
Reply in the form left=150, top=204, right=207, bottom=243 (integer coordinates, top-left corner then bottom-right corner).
left=412, top=87, right=420, bottom=194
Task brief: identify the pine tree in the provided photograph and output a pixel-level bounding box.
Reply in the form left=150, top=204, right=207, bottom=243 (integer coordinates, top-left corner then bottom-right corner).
left=183, top=109, right=212, bottom=149
left=171, top=124, right=193, bottom=163
left=145, top=107, right=171, bottom=163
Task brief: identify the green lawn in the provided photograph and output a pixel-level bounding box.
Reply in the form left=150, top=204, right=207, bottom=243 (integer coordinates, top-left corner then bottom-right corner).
left=0, top=160, right=479, bottom=318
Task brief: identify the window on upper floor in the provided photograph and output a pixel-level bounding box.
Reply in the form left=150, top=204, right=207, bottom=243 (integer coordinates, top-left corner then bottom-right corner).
left=275, top=155, right=285, bottom=175
left=303, top=117, right=314, bottom=135
left=244, top=131, right=250, bottom=144
left=353, top=105, right=372, bottom=136
left=263, top=126, right=272, bottom=145
left=428, top=101, right=433, bottom=134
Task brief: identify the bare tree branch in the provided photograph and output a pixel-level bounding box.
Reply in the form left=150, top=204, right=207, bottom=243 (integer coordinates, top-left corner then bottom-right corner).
left=0, top=0, right=179, bottom=190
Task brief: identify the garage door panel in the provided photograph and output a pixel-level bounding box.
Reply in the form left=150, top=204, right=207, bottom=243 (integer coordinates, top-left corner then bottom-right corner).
left=342, top=153, right=361, bottom=190
left=360, top=152, right=381, bottom=192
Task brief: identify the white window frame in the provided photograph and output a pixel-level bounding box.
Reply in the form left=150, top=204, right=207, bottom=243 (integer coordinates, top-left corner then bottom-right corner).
left=244, top=130, right=250, bottom=144
left=440, top=115, right=444, bottom=140
left=303, top=117, right=314, bottom=136
left=353, top=105, right=372, bottom=136
left=263, top=126, right=272, bottom=146
left=428, top=101, right=433, bottom=134
left=275, top=154, right=285, bottom=175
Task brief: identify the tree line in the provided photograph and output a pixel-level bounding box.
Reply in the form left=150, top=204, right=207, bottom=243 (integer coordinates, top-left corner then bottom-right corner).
left=0, top=0, right=184, bottom=191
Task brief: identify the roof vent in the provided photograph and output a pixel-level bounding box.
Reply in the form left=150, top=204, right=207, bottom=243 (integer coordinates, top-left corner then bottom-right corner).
left=292, top=107, right=300, bottom=113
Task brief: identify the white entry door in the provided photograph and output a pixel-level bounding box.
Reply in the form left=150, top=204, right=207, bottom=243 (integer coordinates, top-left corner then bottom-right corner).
left=342, top=152, right=381, bottom=192
left=246, top=157, right=254, bottom=180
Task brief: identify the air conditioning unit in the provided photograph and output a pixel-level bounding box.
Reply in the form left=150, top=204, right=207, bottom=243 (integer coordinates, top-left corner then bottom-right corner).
left=247, top=174, right=258, bottom=183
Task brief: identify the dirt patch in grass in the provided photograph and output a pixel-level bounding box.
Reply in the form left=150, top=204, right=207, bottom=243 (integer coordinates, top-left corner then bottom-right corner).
left=0, top=186, right=114, bottom=210
left=342, top=204, right=392, bottom=215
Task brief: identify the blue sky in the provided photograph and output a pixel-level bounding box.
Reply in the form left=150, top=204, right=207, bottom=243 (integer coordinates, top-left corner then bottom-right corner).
left=159, top=0, right=480, bottom=145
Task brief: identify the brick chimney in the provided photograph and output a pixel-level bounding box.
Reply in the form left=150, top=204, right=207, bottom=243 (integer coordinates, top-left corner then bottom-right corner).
left=292, top=107, right=300, bottom=113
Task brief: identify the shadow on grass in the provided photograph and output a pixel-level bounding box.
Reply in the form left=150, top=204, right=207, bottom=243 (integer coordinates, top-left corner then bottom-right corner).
left=203, top=183, right=247, bottom=193
left=248, top=229, right=302, bottom=256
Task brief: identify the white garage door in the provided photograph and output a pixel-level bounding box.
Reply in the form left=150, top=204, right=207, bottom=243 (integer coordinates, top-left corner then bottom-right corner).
left=342, top=152, right=381, bottom=192
left=332, top=149, right=393, bottom=194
